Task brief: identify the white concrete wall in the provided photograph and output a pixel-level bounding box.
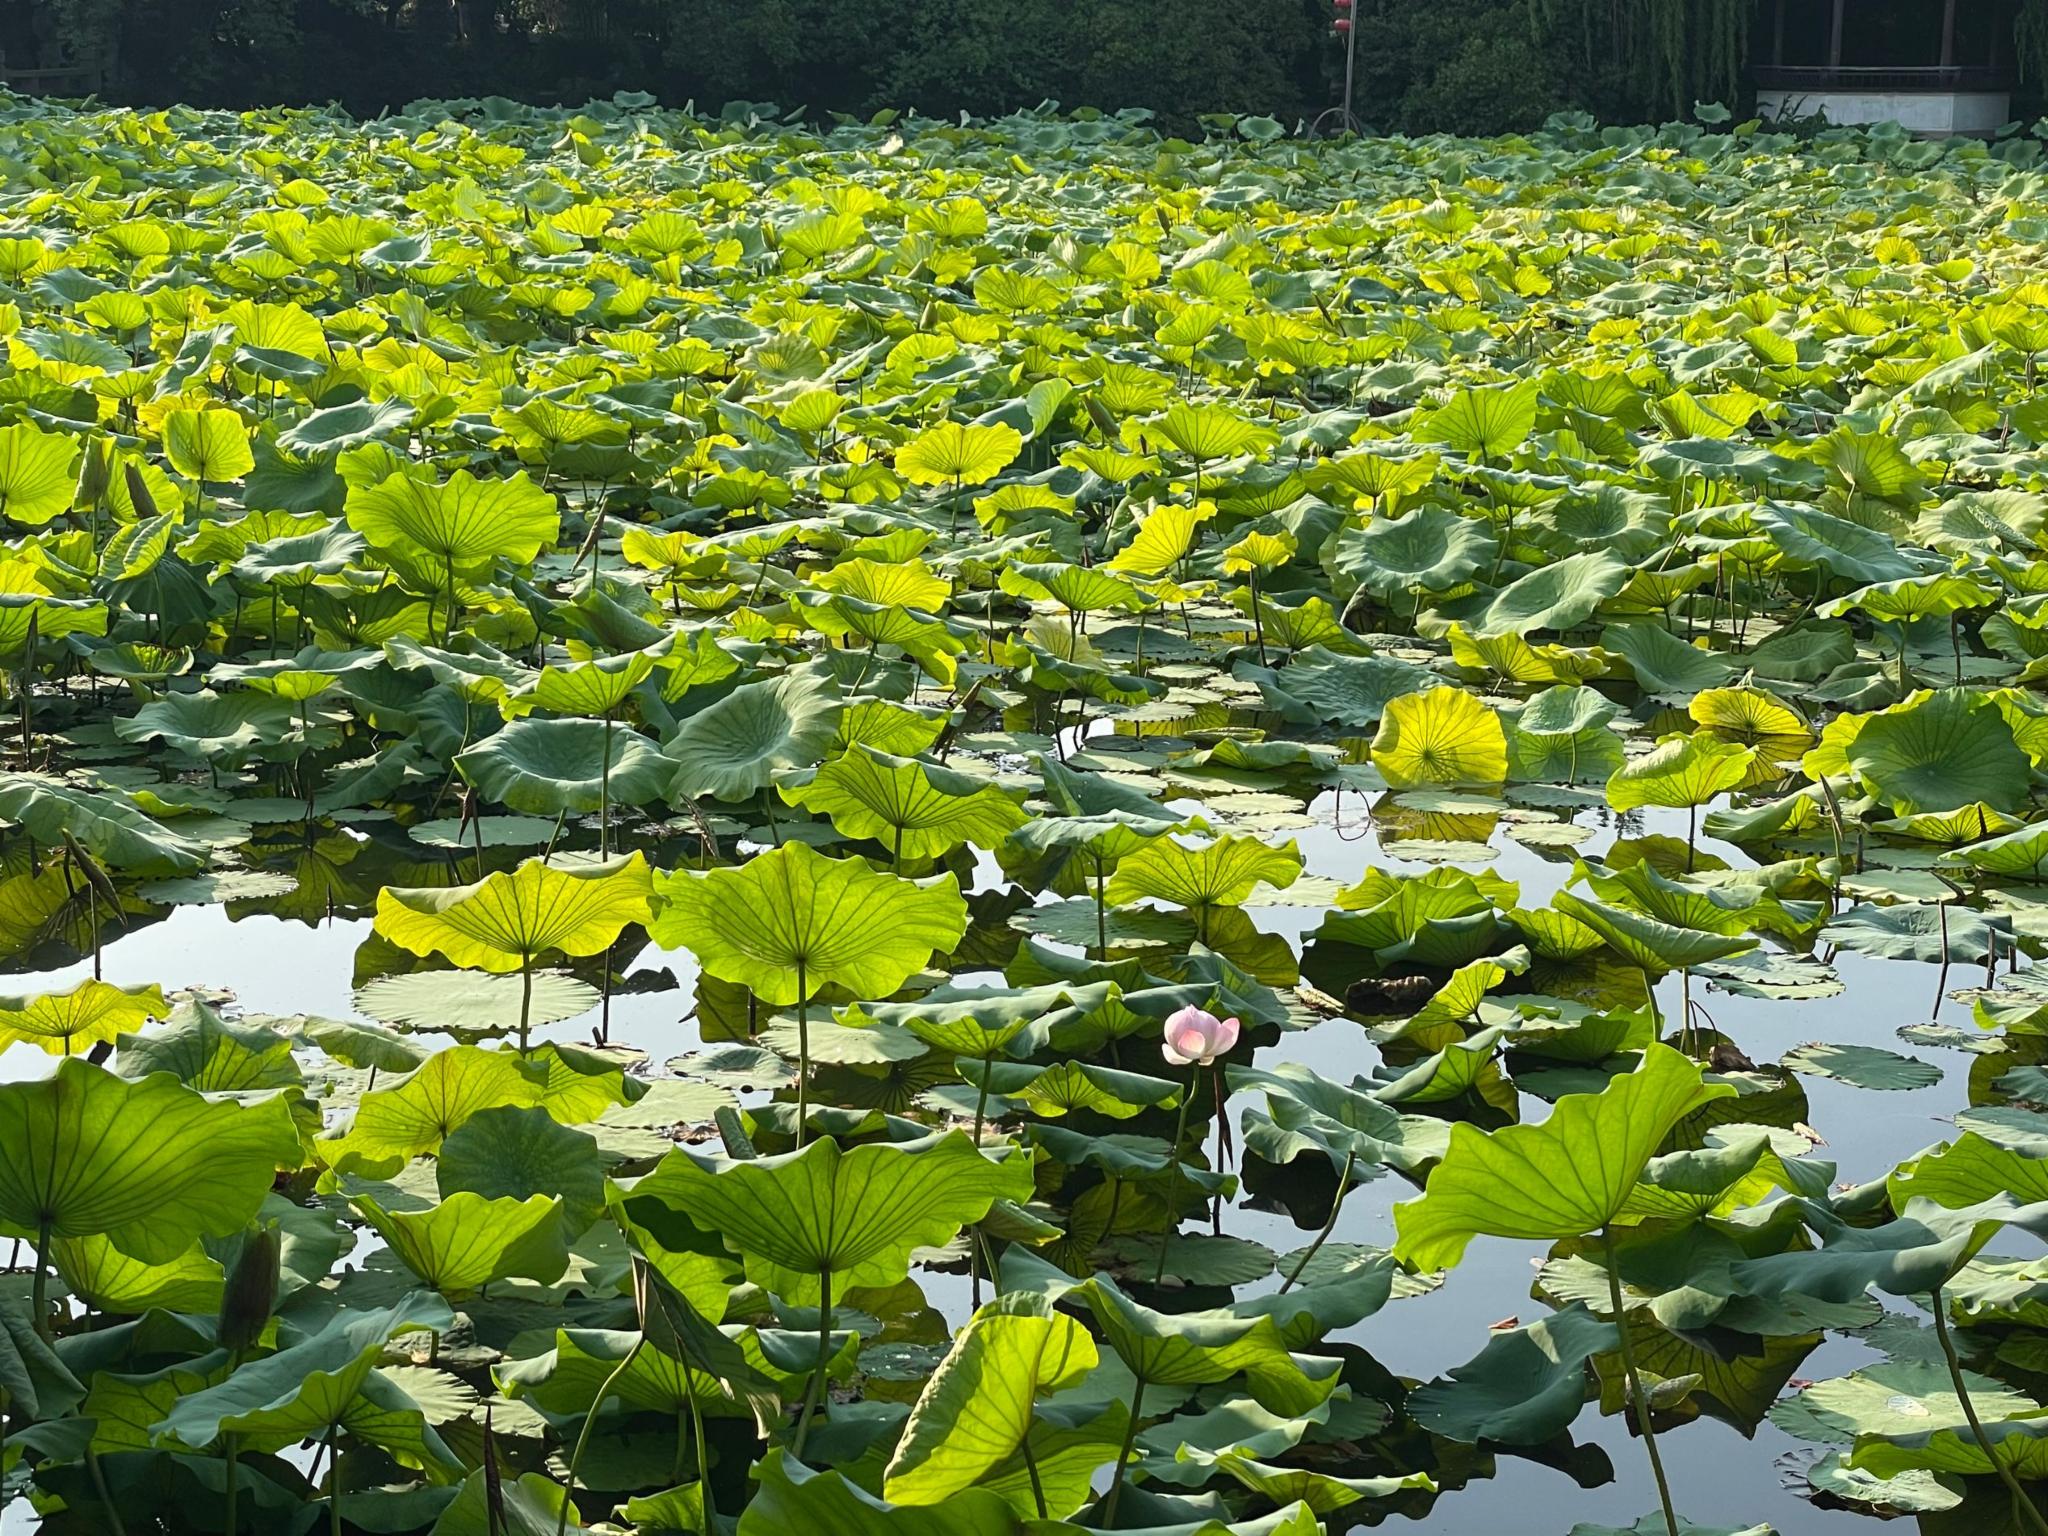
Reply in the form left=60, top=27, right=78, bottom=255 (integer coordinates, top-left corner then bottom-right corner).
left=1756, top=89, right=2011, bottom=136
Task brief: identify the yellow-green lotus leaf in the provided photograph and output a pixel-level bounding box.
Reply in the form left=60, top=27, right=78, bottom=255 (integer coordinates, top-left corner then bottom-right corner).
left=1371, top=687, right=1508, bottom=789
left=373, top=853, right=653, bottom=972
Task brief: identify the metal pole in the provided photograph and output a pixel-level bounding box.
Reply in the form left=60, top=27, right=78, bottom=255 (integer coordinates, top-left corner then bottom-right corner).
left=1829, top=0, right=1845, bottom=68
left=1939, top=0, right=1956, bottom=69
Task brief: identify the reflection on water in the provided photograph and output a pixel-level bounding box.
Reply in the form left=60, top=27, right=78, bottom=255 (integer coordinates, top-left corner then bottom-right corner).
left=2, top=781, right=2021, bottom=1534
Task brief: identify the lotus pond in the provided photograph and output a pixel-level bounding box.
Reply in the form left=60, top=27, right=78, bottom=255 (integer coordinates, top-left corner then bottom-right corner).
left=8, top=92, right=2048, bottom=1536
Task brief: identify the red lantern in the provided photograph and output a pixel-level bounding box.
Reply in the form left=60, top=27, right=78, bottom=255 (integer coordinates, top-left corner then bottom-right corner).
left=1333, top=0, right=1352, bottom=9
left=1332, top=14, right=1350, bottom=29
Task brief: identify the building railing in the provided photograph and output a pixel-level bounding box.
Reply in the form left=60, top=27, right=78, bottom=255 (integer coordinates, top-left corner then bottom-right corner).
left=0, top=64, right=106, bottom=97
left=1755, top=64, right=2014, bottom=92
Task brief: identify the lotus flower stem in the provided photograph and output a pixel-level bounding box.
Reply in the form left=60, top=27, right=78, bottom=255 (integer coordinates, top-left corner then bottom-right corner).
left=559, top=1341, right=643, bottom=1536
left=1932, top=1284, right=2048, bottom=1536
left=792, top=1264, right=832, bottom=1462
left=1152, top=1069, right=1199, bottom=1285
left=1601, top=1223, right=1678, bottom=1536
left=1280, top=1148, right=1356, bottom=1294
left=519, top=960, right=534, bottom=1054
left=224, top=1434, right=240, bottom=1536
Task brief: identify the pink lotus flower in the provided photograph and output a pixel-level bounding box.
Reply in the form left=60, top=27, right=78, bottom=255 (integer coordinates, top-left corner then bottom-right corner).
left=1162, top=1005, right=1240, bottom=1067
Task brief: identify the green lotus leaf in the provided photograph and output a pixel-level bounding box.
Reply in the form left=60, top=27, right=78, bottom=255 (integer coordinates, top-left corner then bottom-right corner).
left=1408, top=1303, right=1620, bottom=1444
left=1890, top=1132, right=2048, bottom=1211
left=456, top=717, right=672, bottom=815
left=1130, top=401, right=1280, bottom=467
left=0, top=1291, right=84, bottom=1418
left=964, top=1059, right=1183, bottom=1120
left=163, top=407, right=255, bottom=485
left=1135, top=1398, right=1331, bottom=1486
left=1232, top=1061, right=1450, bottom=1177
left=298, top=1015, right=428, bottom=1074
left=1600, top=622, right=1737, bottom=697
left=345, top=467, right=560, bottom=571
left=0, top=420, right=82, bottom=526
left=1326, top=507, right=1496, bottom=601
left=629, top=1130, right=1032, bottom=1302
left=1411, top=378, right=1537, bottom=460
left=115, top=688, right=302, bottom=761
left=114, top=997, right=301, bottom=1091
left=1780, top=1042, right=1941, bottom=1092
left=498, top=1321, right=821, bottom=1423
left=1371, top=686, right=1508, bottom=789
left=0, top=978, right=165, bottom=1056
left=509, top=636, right=673, bottom=719
left=1938, top=821, right=2048, bottom=881
left=742, top=1449, right=1027, bottom=1536
left=353, top=970, right=600, bottom=1035
left=897, top=421, right=1023, bottom=487
left=1731, top=1196, right=2048, bottom=1303
left=385, top=636, right=536, bottom=704
left=786, top=745, right=1027, bottom=863
left=278, top=397, right=414, bottom=458
left=1103, top=832, right=1301, bottom=910
left=1000, top=561, right=1148, bottom=615
left=1246, top=646, right=1434, bottom=728
left=0, top=774, right=208, bottom=872
left=1821, top=902, right=2010, bottom=965
left=1551, top=892, right=1758, bottom=975
left=1060, top=1268, right=1343, bottom=1417
left=665, top=671, right=845, bottom=803
left=1847, top=1416, right=2048, bottom=1482
left=1820, top=573, right=2001, bottom=626
left=1605, top=733, right=1756, bottom=813
left=51, top=1231, right=226, bottom=1314
left=152, top=1292, right=456, bottom=1454
left=374, top=853, right=653, bottom=972
left=1435, top=550, right=1629, bottom=640
left=1190, top=1451, right=1433, bottom=1516
left=650, top=839, right=965, bottom=1006
left=1392, top=1044, right=1735, bottom=1271
left=436, top=1104, right=605, bottom=1232
left=1774, top=1356, right=2038, bottom=1445
left=1848, top=688, right=2031, bottom=816
left=320, top=1045, right=546, bottom=1171
left=354, top=1191, right=570, bottom=1295
left=0, top=1058, right=301, bottom=1262
left=883, top=1292, right=1101, bottom=1509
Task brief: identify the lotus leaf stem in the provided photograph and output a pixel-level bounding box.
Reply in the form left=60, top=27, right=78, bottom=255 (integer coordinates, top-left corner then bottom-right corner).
left=1601, top=1223, right=1679, bottom=1536
left=1100, top=1374, right=1146, bottom=1526
left=1280, top=1147, right=1356, bottom=1293
left=791, top=1264, right=832, bottom=1462
left=558, top=1341, right=643, bottom=1536
left=1153, top=1068, right=1200, bottom=1285
left=1932, top=1284, right=2048, bottom=1536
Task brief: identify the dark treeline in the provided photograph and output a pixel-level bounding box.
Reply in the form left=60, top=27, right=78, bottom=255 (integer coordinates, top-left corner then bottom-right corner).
left=0, top=0, right=2040, bottom=132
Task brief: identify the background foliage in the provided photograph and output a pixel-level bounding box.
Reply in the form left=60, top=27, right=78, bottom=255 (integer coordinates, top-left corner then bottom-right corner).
left=0, top=0, right=1814, bottom=132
